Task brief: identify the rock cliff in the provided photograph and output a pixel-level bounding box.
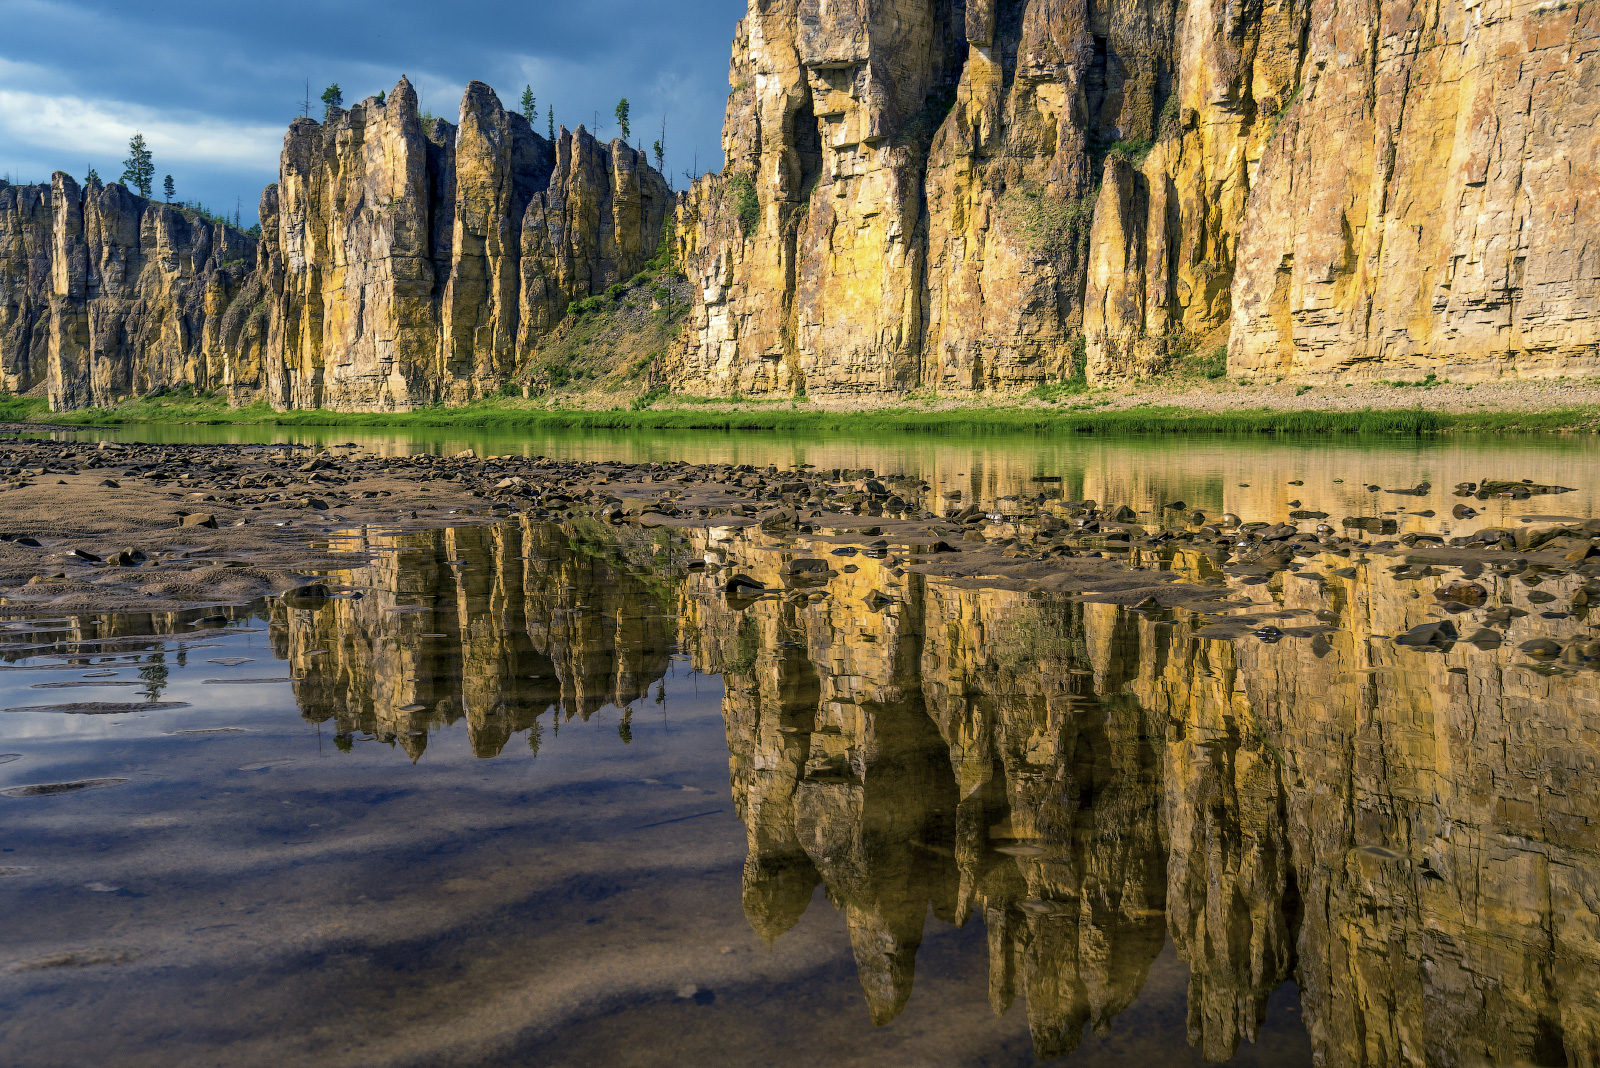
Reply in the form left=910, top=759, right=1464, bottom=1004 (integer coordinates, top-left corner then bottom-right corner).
left=256, top=78, right=672, bottom=410
left=0, top=77, right=672, bottom=411
left=7, top=6, right=1596, bottom=407
left=672, top=0, right=1600, bottom=393
left=0, top=175, right=260, bottom=408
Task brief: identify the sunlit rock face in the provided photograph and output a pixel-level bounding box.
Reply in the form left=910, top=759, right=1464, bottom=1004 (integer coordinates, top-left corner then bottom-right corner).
left=5, top=78, right=671, bottom=413
left=259, top=78, right=672, bottom=411
left=675, top=0, right=1600, bottom=393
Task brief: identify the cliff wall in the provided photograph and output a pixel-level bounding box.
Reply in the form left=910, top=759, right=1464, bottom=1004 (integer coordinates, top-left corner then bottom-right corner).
left=256, top=78, right=672, bottom=410
left=0, top=77, right=672, bottom=412
left=0, top=176, right=261, bottom=408
left=673, top=0, right=1600, bottom=393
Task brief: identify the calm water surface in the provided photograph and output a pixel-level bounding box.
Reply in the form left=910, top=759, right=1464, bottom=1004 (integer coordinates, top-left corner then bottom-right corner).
left=2, top=427, right=1596, bottom=1066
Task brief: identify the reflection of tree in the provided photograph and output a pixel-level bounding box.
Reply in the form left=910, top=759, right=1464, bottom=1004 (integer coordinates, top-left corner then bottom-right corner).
left=138, top=651, right=168, bottom=700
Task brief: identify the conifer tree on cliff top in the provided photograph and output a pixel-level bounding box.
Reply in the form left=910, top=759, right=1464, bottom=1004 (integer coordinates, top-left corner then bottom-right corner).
left=120, top=133, right=154, bottom=198
left=320, top=83, right=343, bottom=118
left=520, top=85, right=536, bottom=120
left=547, top=105, right=555, bottom=141
left=615, top=98, right=630, bottom=141
left=162, top=174, right=174, bottom=202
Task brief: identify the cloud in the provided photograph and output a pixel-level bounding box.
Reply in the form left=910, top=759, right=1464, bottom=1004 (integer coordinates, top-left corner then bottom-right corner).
left=0, top=90, right=281, bottom=169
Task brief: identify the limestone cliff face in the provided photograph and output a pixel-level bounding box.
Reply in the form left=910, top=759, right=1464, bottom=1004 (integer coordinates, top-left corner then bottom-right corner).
left=0, top=182, right=58, bottom=395
left=256, top=78, right=672, bottom=410
left=671, top=0, right=1114, bottom=394
left=1, top=77, right=671, bottom=412
left=0, top=176, right=260, bottom=408
left=676, top=0, right=1600, bottom=393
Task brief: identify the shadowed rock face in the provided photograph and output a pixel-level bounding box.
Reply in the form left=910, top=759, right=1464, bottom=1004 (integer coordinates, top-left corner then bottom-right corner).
left=674, top=0, right=1600, bottom=394
left=1, top=77, right=672, bottom=413
left=199, top=505, right=1600, bottom=1065
left=0, top=176, right=261, bottom=409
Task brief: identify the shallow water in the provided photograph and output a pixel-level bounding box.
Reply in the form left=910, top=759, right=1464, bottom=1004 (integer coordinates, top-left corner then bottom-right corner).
left=3, top=428, right=1599, bottom=1066
left=26, top=419, right=1600, bottom=527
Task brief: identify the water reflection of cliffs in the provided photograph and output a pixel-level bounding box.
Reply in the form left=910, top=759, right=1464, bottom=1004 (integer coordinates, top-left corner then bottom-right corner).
left=269, top=521, right=676, bottom=759
left=677, top=525, right=1600, bottom=1067
left=264, top=516, right=1600, bottom=1065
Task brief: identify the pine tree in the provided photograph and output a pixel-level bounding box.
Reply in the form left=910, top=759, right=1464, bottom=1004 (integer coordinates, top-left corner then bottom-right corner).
left=376, top=89, right=386, bottom=105
left=547, top=105, right=555, bottom=141
left=162, top=174, right=174, bottom=202
left=320, top=83, right=343, bottom=118
left=85, top=165, right=100, bottom=187
left=652, top=139, right=664, bottom=173
left=120, top=133, right=154, bottom=198
left=519, top=85, right=535, bottom=120
left=615, top=98, right=631, bottom=141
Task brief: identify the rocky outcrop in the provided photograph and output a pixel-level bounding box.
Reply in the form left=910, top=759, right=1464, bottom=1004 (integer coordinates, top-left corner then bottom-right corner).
left=256, top=78, right=672, bottom=410
left=675, top=0, right=1600, bottom=393
left=0, top=77, right=671, bottom=412
left=0, top=181, right=58, bottom=395
left=0, top=176, right=261, bottom=408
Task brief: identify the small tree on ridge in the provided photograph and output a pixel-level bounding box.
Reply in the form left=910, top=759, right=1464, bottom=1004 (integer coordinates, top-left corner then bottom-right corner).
left=520, top=85, right=536, bottom=120
left=120, top=133, right=154, bottom=198
left=321, top=83, right=343, bottom=118
left=615, top=98, right=630, bottom=141
left=162, top=174, right=174, bottom=202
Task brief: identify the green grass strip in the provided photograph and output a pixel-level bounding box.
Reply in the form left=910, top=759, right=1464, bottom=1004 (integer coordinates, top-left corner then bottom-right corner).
left=3, top=395, right=1598, bottom=436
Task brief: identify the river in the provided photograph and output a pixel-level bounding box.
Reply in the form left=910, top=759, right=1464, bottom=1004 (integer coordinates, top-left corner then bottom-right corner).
left=1, top=425, right=1596, bottom=1067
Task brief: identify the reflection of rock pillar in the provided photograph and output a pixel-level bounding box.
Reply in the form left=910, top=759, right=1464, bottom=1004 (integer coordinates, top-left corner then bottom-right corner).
left=725, top=607, right=824, bottom=943
left=1166, top=735, right=1293, bottom=1060
left=794, top=691, right=958, bottom=1025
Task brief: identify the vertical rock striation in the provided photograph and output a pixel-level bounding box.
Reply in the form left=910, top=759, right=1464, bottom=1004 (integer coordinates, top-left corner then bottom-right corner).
left=677, top=0, right=1600, bottom=393
left=8, top=175, right=260, bottom=410
left=253, top=77, right=672, bottom=411
left=0, top=77, right=671, bottom=412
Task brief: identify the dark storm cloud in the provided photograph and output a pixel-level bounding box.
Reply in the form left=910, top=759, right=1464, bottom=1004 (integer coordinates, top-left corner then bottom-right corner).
left=0, top=0, right=742, bottom=220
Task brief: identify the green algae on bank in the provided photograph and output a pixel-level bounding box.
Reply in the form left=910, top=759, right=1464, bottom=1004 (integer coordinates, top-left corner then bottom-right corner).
left=4, top=394, right=1599, bottom=436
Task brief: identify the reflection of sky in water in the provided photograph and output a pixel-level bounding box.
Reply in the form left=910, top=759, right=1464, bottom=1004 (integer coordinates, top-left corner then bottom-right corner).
left=0, top=525, right=1314, bottom=1067
left=4, top=425, right=1598, bottom=1066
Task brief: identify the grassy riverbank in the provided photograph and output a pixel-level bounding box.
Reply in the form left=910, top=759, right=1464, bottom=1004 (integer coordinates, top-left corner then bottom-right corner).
left=3, top=393, right=1598, bottom=436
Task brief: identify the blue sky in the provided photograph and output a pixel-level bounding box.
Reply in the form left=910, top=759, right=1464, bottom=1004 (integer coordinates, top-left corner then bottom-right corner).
left=0, top=0, right=743, bottom=223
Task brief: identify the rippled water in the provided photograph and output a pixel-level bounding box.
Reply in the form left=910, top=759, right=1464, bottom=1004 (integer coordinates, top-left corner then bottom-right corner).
left=3, top=429, right=1598, bottom=1067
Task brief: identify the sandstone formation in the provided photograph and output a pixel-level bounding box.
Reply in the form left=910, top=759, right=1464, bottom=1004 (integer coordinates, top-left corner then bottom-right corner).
left=0, top=77, right=671, bottom=412
left=672, top=0, right=1600, bottom=393
left=256, top=78, right=671, bottom=410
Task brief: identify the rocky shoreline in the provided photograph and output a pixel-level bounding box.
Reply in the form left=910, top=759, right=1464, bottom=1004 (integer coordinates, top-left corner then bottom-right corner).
left=0, top=432, right=1595, bottom=673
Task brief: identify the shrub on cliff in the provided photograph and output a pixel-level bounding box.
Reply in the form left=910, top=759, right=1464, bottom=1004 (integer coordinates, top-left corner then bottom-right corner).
left=728, top=174, right=760, bottom=235
left=998, top=185, right=1094, bottom=258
